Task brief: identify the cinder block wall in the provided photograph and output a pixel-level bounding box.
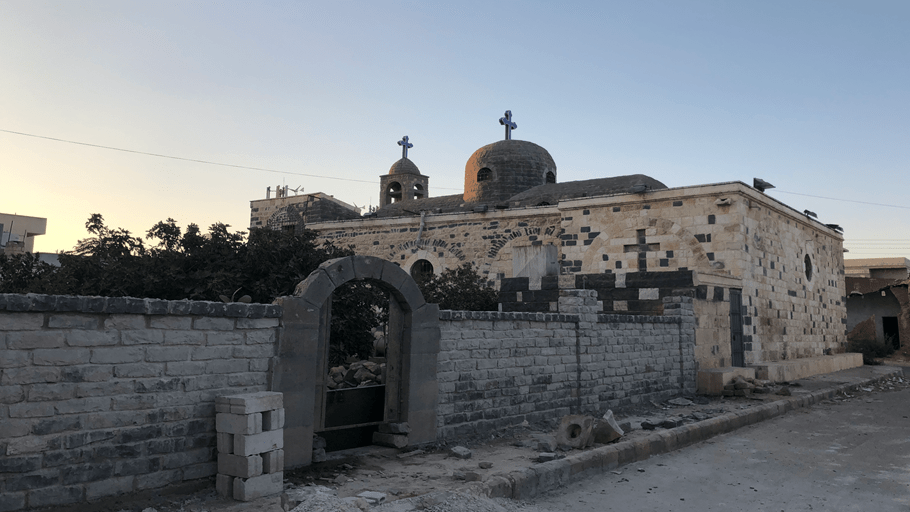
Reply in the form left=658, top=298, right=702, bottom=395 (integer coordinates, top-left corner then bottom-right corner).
left=436, top=294, right=696, bottom=440
left=0, top=294, right=279, bottom=511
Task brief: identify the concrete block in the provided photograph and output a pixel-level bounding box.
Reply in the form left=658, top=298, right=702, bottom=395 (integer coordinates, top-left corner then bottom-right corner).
left=696, top=367, right=756, bottom=395
left=262, top=408, right=285, bottom=431
left=234, top=429, right=283, bottom=456
left=216, top=473, right=233, bottom=498
left=262, top=449, right=284, bottom=474
left=226, top=391, right=283, bottom=414
left=372, top=432, right=408, bottom=448
left=217, top=432, right=234, bottom=454
left=216, top=413, right=262, bottom=435
left=218, top=453, right=263, bottom=478
left=233, top=471, right=283, bottom=501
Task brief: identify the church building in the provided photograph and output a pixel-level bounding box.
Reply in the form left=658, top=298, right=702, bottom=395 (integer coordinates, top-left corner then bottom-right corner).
left=251, top=112, right=849, bottom=372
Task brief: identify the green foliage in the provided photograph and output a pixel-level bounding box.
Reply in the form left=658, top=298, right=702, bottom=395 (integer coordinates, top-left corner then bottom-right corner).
left=417, top=262, right=498, bottom=311
left=848, top=335, right=896, bottom=365
left=17, top=213, right=351, bottom=303
left=0, top=253, right=56, bottom=294
left=329, top=282, right=388, bottom=366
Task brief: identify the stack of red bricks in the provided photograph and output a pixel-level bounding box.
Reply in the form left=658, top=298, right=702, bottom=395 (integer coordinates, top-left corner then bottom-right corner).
left=215, top=391, right=285, bottom=501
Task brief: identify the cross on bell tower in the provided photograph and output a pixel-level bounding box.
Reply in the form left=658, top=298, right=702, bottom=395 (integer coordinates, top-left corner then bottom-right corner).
left=398, top=135, right=413, bottom=159
left=499, top=110, right=517, bottom=140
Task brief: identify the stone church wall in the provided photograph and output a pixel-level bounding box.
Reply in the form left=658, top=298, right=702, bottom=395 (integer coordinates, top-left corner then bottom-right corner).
left=0, top=294, right=279, bottom=510
left=435, top=292, right=696, bottom=440
left=316, top=182, right=846, bottom=368
left=314, top=207, right=562, bottom=285
left=735, top=196, right=847, bottom=364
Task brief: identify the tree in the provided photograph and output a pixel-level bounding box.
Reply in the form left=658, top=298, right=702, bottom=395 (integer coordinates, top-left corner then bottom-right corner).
left=0, top=253, right=56, bottom=294
left=416, top=262, right=498, bottom=311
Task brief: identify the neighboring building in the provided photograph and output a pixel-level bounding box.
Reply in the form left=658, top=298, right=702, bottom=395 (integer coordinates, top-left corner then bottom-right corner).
left=249, top=186, right=361, bottom=232
left=253, top=115, right=849, bottom=371
left=0, top=213, right=46, bottom=254
left=845, top=257, right=910, bottom=280
left=845, top=257, right=910, bottom=350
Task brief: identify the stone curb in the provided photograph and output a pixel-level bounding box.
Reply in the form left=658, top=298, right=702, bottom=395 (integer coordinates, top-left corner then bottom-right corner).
left=480, top=367, right=904, bottom=500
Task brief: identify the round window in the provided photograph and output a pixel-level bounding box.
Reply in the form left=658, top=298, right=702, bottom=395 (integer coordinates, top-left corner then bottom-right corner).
left=410, top=259, right=434, bottom=283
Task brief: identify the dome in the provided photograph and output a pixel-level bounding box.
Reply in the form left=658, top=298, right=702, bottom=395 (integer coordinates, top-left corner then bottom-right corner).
left=463, top=140, right=557, bottom=203
left=388, top=157, right=421, bottom=176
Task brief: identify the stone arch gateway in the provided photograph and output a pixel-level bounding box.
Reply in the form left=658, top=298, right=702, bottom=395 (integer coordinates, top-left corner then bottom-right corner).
left=272, top=255, right=440, bottom=467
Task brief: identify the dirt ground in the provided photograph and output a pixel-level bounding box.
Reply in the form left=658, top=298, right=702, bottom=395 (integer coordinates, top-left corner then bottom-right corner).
left=80, top=379, right=835, bottom=512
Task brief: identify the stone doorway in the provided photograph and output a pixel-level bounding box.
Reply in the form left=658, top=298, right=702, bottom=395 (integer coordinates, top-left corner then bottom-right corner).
left=272, top=256, right=440, bottom=467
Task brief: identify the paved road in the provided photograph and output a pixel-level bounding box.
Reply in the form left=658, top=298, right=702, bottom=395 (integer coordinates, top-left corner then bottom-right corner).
left=532, top=376, right=910, bottom=512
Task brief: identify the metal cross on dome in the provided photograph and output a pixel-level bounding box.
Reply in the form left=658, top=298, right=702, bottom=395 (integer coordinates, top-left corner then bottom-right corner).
left=499, top=110, right=517, bottom=140
left=398, top=136, right=413, bottom=159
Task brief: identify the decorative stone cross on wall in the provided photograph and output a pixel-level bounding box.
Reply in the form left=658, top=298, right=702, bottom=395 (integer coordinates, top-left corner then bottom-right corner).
left=623, top=229, right=660, bottom=270
left=398, top=136, right=413, bottom=159
left=499, top=111, right=517, bottom=140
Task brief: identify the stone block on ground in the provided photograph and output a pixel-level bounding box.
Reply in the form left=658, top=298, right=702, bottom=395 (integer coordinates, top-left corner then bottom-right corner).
left=529, top=433, right=557, bottom=452
left=449, top=446, right=472, bottom=459
left=233, top=471, right=283, bottom=501
left=216, top=474, right=233, bottom=498
left=372, top=432, right=408, bottom=449
left=556, top=414, right=594, bottom=449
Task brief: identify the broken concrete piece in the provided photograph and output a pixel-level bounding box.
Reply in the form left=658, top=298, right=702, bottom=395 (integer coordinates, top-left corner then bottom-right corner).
left=556, top=414, right=594, bottom=449
left=478, top=461, right=494, bottom=469
left=529, top=433, right=557, bottom=452
left=777, top=386, right=792, bottom=396
left=356, top=491, right=387, bottom=504
left=464, top=471, right=482, bottom=482
left=667, top=397, right=694, bottom=406
left=450, top=446, right=472, bottom=459
left=593, top=410, right=624, bottom=443
left=537, top=452, right=558, bottom=462
left=312, top=448, right=327, bottom=463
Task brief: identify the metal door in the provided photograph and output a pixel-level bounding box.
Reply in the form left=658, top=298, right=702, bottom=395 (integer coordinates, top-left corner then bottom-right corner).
left=730, top=289, right=744, bottom=367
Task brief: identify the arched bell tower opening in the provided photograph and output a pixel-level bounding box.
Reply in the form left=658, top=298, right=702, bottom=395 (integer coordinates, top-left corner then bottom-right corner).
left=273, top=256, right=440, bottom=467
left=379, top=136, right=429, bottom=207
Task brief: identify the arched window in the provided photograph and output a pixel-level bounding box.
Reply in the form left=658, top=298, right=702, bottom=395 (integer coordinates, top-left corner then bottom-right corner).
left=477, top=168, right=492, bottom=182
left=546, top=171, right=556, bottom=184
left=410, top=259, right=434, bottom=283
left=386, top=182, right=402, bottom=203
left=804, top=254, right=813, bottom=282
left=413, top=183, right=425, bottom=200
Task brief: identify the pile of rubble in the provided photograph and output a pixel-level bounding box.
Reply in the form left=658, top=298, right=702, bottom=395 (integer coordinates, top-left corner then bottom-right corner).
left=722, top=375, right=774, bottom=396
left=327, top=358, right=387, bottom=389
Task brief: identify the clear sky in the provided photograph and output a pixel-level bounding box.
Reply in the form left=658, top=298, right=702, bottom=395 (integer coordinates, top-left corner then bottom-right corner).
left=2, top=0, right=908, bottom=258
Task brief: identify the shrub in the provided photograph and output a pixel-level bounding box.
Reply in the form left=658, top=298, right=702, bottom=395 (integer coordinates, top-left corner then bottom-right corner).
left=848, top=335, right=896, bottom=365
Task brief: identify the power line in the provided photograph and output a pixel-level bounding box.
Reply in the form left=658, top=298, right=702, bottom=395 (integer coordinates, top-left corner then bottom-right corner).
left=773, top=190, right=910, bottom=211
left=0, top=128, right=464, bottom=190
